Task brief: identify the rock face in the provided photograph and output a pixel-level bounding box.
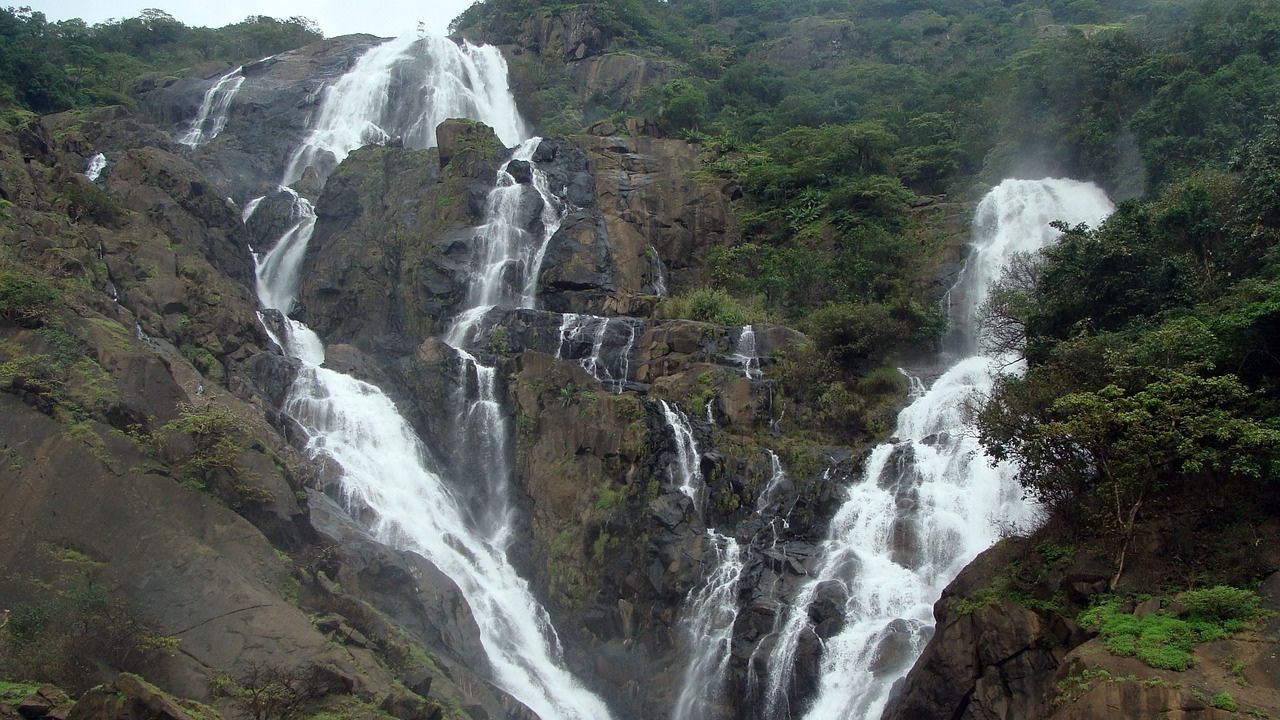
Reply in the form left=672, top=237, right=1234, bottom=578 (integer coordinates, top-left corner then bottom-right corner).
left=136, top=35, right=384, bottom=199
left=885, top=540, right=1280, bottom=720
left=0, top=99, right=529, bottom=720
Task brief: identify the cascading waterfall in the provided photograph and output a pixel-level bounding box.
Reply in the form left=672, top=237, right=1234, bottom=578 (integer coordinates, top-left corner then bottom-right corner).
left=83, top=153, right=107, bottom=181
left=555, top=314, right=642, bottom=393
left=252, top=189, right=615, bottom=720
left=451, top=348, right=514, bottom=540
left=284, top=35, right=526, bottom=186
left=756, top=450, right=788, bottom=514
left=761, top=178, right=1113, bottom=720
left=180, top=66, right=245, bottom=148
left=245, top=34, right=614, bottom=720
left=253, top=188, right=316, bottom=315
left=662, top=400, right=746, bottom=720
left=650, top=246, right=670, bottom=297
left=672, top=531, right=746, bottom=720
left=660, top=400, right=704, bottom=505
left=241, top=195, right=267, bottom=223
left=446, top=138, right=566, bottom=345
left=729, top=325, right=762, bottom=380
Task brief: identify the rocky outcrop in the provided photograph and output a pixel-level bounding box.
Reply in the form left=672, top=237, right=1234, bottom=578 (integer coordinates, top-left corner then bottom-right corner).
left=885, top=539, right=1280, bottom=720
left=537, top=133, right=738, bottom=314
left=293, top=122, right=503, bottom=356
left=135, top=35, right=384, bottom=199
left=472, top=9, right=678, bottom=112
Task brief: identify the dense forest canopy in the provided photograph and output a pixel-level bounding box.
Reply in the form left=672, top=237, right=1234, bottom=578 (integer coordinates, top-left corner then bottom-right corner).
left=0, top=7, right=321, bottom=113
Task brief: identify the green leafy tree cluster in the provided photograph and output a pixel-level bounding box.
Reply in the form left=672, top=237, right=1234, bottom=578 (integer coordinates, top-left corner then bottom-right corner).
left=977, top=118, right=1280, bottom=587
left=0, top=7, right=322, bottom=115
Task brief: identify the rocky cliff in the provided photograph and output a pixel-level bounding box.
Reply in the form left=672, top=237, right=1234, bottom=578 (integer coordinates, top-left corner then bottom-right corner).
left=8, top=16, right=1269, bottom=720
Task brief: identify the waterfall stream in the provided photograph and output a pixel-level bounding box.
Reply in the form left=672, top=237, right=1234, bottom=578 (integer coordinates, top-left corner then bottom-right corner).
left=180, top=66, right=244, bottom=148
left=760, top=178, right=1114, bottom=720
left=662, top=402, right=747, bottom=720
left=729, top=325, right=762, bottom=380
left=83, top=152, right=107, bottom=181
left=673, top=531, right=746, bottom=720
left=555, top=314, right=642, bottom=393
left=283, top=35, right=526, bottom=186
left=446, top=138, right=566, bottom=346
left=245, top=35, right=613, bottom=720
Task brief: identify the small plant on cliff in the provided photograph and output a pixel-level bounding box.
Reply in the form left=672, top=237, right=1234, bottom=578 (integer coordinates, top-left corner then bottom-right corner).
left=0, top=271, right=59, bottom=326
left=1212, top=692, right=1239, bottom=712
left=1079, top=587, right=1265, bottom=671
left=216, top=661, right=324, bottom=720
left=153, top=403, right=244, bottom=487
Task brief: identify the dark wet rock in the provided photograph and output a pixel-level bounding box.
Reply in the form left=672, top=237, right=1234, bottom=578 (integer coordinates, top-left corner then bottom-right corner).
left=507, top=158, right=533, bottom=184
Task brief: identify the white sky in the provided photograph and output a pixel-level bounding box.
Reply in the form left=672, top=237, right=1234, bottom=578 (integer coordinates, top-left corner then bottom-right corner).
left=24, top=0, right=480, bottom=38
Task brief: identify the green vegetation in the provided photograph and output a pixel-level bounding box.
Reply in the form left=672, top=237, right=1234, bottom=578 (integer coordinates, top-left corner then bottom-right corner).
left=0, top=579, right=178, bottom=690
left=1078, top=587, right=1265, bottom=671
left=977, top=115, right=1280, bottom=586
left=0, top=270, right=59, bottom=325
left=0, top=8, right=322, bottom=116
left=1212, top=692, right=1239, bottom=712
left=153, top=402, right=245, bottom=487
left=0, top=680, right=40, bottom=703
left=455, top=0, right=1280, bottom=388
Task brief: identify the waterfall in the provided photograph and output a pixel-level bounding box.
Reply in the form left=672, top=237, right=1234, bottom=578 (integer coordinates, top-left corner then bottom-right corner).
left=660, top=400, right=703, bottom=506
left=661, top=400, right=745, bottom=720
left=452, top=347, right=514, bottom=540
left=762, top=178, right=1113, bottom=720
left=672, top=531, right=745, bottom=720
left=446, top=138, right=566, bottom=345
left=246, top=34, right=614, bottom=720
left=242, top=195, right=267, bottom=223
left=284, top=35, right=526, bottom=186
left=650, top=245, right=669, bottom=297
left=555, top=314, right=642, bottom=393
left=756, top=450, right=788, bottom=514
left=83, top=153, right=107, bottom=181
left=729, top=325, right=762, bottom=380
left=253, top=188, right=316, bottom=315
left=180, top=66, right=245, bottom=148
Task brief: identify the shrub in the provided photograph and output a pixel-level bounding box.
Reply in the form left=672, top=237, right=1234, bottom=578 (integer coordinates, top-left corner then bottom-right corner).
left=154, top=403, right=244, bottom=485
left=0, top=271, right=59, bottom=326
left=1079, top=588, right=1264, bottom=671
left=1177, top=586, right=1263, bottom=623
left=1211, top=692, right=1238, bottom=712
left=659, top=287, right=763, bottom=326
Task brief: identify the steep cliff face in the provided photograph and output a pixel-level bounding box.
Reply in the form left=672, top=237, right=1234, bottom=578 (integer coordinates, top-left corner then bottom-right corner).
left=886, top=528, right=1280, bottom=720
left=0, top=85, right=541, bottom=720
left=0, top=23, right=1076, bottom=720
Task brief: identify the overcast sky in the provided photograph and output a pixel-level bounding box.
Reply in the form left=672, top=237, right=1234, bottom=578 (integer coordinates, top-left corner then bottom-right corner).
left=24, top=0, right=479, bottom=38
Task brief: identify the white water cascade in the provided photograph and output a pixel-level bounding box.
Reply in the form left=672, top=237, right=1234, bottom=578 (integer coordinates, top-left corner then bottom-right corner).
left=757, top=450, right=789, bottom=514
left=246, top=34, right=614, bottom=720
left=284, top=35, right=526, bottom=186
left=180, top=66, right=245, bottom=148
left=661, top=399, right=747, bottom=720
left=83, top=152, right=107, bottom=181
left=554, top=314, right=642, bottom=393
left=729, top=325, right=762, bottom=380
left=253, top=188, right=316, bottom=315
left=762, top=178, right=1114, bottom=720
left=253, top=197, right=615, bottom=720
left=672, top=531, right=746, bottom=720
left=446, top=138, right=566, bottom=344
left=660, top=400, right=704, bottom=506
